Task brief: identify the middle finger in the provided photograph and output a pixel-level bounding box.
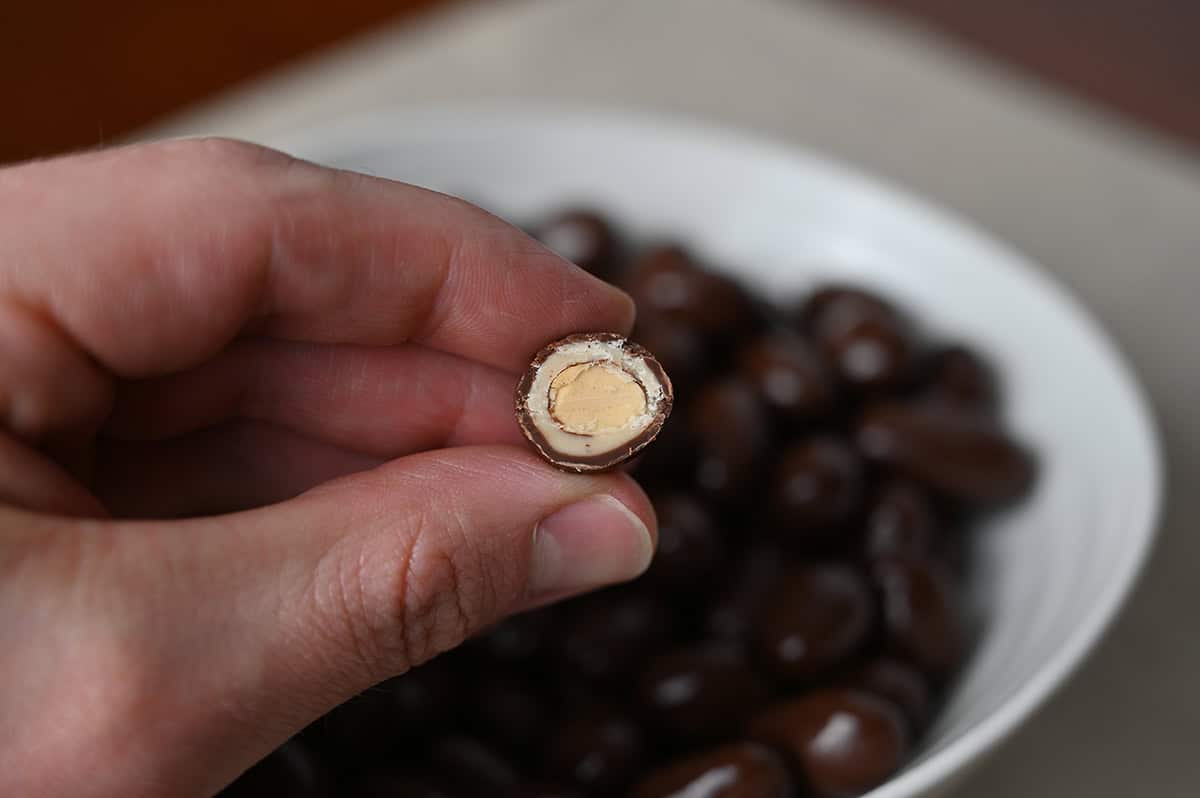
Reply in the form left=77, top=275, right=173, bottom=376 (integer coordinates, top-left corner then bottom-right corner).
left=103, top=338, right=525, bottom=458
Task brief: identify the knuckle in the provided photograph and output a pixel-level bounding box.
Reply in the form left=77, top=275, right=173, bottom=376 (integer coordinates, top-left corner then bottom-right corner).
left=395, top=509, right=487, bottom=667
left=307, top=466, right=526, bottom=680
left=343, top=505, right=499, bottom=673
left=316, top=504, right=480, bottom=672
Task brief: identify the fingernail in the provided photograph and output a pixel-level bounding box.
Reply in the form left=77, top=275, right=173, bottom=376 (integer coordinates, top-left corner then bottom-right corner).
left=530, top=495, right=654, bottom=597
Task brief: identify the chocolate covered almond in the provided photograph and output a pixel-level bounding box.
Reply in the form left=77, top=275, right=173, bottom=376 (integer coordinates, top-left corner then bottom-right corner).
left=515, top=333, right=673, bottom=472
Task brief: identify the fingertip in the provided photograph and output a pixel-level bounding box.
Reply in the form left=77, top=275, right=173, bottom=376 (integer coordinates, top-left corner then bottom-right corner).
left=523, top=238, right=638, bottom=344
left=471, top=445, right=657, bottom=546
left=599, top=469, right=659, bottom=551
left=527, top=472, right=657, bottom=601
left=606, top=280, right=638, bottom=337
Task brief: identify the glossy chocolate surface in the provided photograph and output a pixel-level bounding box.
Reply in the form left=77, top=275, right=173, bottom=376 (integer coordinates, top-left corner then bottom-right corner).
left=642, top=494, right=724, bottom=594
left=739, top=332, right=834, bottom=422
left=559, top=591, right=672, bottom=683
left=756, top=564, right=876, bottom=682
left=534, top=209, right=620, bottom=281
left=632, top=742, right=796, bottom=798
left=771, top=437, right=865, bottom=538
left=688, top=378, right=773, bottom=503
left=803, top=287, right=912, bottom=391
left=705, top=545, right=790, bottom=644
left=638, top=646, right=770, bottom=740
left=627, top=245, right=755, bottom=338
left=916, top=345, right=996, bottom=412
left=843, top=657, right=933, bottom=733
left=550, top=710, right=646, bottom=795
left=862, top=479, right=940, bottom=561
left=855, top=400, right=1034, bottom=503
left=750, top=689, right=908, bottom=798
left=873, top=558, right=965, bottom=678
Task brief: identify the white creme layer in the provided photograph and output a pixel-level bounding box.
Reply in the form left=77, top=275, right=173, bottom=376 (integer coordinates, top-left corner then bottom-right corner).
left=525, top=339, right=666, bottom=458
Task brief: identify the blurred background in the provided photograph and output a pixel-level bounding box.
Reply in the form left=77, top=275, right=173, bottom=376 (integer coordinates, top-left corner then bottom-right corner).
left=4, top=0, right=1200, bottom=162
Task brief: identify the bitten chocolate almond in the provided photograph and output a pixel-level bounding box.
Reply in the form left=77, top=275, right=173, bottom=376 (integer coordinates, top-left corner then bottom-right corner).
left=515, top=333, right=673, bottom=472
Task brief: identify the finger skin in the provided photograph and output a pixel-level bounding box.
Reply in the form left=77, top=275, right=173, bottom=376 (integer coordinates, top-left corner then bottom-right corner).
left=96, top=339, right=532, bottom=519
left=103, top=338, right=524, bottom=453
left=94, top=420, right=384, bottom=518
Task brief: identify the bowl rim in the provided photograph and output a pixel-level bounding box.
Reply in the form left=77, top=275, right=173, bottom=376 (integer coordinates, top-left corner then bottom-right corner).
left=262, top=104, right=1165, bottom=796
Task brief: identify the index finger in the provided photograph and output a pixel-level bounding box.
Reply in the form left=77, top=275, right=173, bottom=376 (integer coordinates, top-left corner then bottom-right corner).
left=0, top=137, right=634, bottom=378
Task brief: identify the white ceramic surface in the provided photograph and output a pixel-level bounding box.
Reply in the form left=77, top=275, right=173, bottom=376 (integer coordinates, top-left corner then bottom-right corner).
left=266, top=108, right=1162, bottom=798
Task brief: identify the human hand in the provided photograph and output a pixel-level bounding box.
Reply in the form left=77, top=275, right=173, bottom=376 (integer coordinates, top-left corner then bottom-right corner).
left=0, top=139, right=657, bottom=797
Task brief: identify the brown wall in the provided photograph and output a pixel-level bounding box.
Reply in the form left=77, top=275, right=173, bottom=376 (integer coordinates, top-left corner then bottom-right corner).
left=1, top=0, right=441, bottom=164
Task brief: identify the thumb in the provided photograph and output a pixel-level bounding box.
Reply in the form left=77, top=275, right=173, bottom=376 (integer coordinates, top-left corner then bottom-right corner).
left=22, top=446, right=655, bottom=797
left=262, top=445, right=657, bottom=683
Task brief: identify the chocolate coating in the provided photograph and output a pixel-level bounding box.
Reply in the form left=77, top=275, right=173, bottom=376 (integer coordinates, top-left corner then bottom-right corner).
left=473, top=677, right=551, bottom=757
left=643, top=494, right=724, bottom=594
left=515, top=333, right=673, bottom=472
left=862, top=479, right=940, bottom=561
left=550, top=710, right=646, bottom=795
left=627, top=245, right=755, bottom=338
left=633, top=316, right=711, bottom=394
left=638, top=646, right=771, bottom=741
left=351, top=768, right=457, bottom=798
left=739, top=332, right=834, bottom=422
left=319, top=692, right=398, bottom=758
left=625, top=415, right=698, bottom=492
left=631, top=742, right=796, bottom=798
left=843, top=657, right=933, bottom=733
left=799, top=287, right=893, bottom=334
left=559, top=592, right=672, bottom=682
left=874, top=558, right=964, bottom=678
left=319, top=666, right=455, bottom=758
left=749, top=689, right=908, bottom=798
left=391, top=662, right=459, bottom=727
left=474, top=607, right=556, bottom=667
left=917, top=345, right=996, bottom=412
left=855, top=400, right=1034, bottom=504
left=802, top=287, right=912, bottom=392
left=688, top=378, right=773, bottom=503
left=534, top=209, right=619, bottom=281
left=757, top=564, right=876, bottom=682
left=509, top=782, right=584, bottom=798
left=706, top=545, right=788, bottom=644
left=429, top=736, right=520, bottom=795
left=771, top=438, right=865, bottom=541
left=823, top=315, right=912, bottom=392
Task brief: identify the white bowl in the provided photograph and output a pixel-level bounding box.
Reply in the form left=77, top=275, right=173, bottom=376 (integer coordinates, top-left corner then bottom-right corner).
left=267, top=108, right=1162, bottom=797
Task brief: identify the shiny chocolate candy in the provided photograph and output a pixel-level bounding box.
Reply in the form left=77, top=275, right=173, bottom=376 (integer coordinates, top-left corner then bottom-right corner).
left=750, top=689, right=908, bottom=797
left=756, top=564, right=876, bottom=683
left=632, top=742, right=795, bottom=798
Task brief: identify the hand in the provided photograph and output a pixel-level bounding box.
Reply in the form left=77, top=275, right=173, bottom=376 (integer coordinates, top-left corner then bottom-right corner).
left=0, top=139, right=657, bottom=797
